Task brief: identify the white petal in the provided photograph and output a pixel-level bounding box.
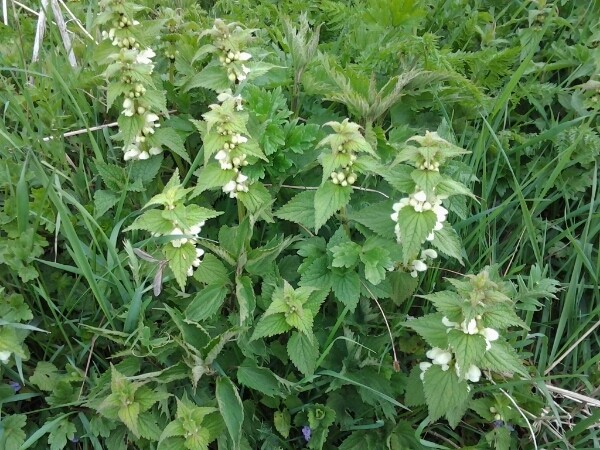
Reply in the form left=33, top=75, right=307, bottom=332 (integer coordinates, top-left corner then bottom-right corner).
left=421, top=249, right=438, bottom=259
left=412, top=259, right=427, bottom=272
left=215, top=150, right=228, bottom=161
left=223, top=180, right=237, bottom=193
left=442, top=316, right=458, bottom=328
left=149, top=146, right=162, bottom=155
left=414, top=191, right=427, bottom=202
left=0, top=351, right=11, bottom=363
left=466, top=365, right=481, bottom=382
left=419, top=362, right=432, bottom=372
left=481, top=328, right=499, bottom=342
left=390, top=212, right=398, bottom=222
left=238, top=52, right=252, bottom=61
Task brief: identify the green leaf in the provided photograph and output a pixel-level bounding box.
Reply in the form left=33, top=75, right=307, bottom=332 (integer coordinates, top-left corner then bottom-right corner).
left=93, top=190, right=120, bottom=218
left=360, top=246, right=392, bottom=285
left=331, top=242, right=361, bottom=268
left=164, top=242, right=198, bottom=290
left=481, top=304, right=529, bottom=331
left=420, top=291, right=464, bottom=318
left=48, top=418, right=76, bottom=450
left=251, top=314, right=291, bottom=341
left=138, top=412, right=161, bottom=441
left=216, top=377, right=243, bottom=450
left=117, top=114, right=145, bottom=146
left=447, top=330, right=487, bottom=377
left=380, top=164, right=415, bottom=193
left=314, top=181, right=352, bottom=231
left=388, top=271, right=418, bottom=306
left=142, top=89, right=167, bottom=114
left=237, top=364, right=287, bottom=397
left=404, top=313, right=449, bottom=348
left=274, top=190, right=316, bottom=229
left=118, top=401, right=140, bottom=437
left=331, top=268, right=360, bottom=311
left=193, top=165, right=236, bottom=195
left=193, top=253, right=231, bottom=286
left=153, top=127, right=190, bottom=163
left=410, top=169, right=442, bottom=197
left=107, top=82, right=130, bottom=111
left=273, top=410, right=291, bottom=439
left=435, top=177, right=475, bottom=199
left=30, top=362, right=59, bottom=392
left=287, top=331, right=319, bottom=376
left=431, top=224, right=464, bottom=264
left=348, top=200, right=396, bottom=239
left=480, top=341, right=528, bottom=377
left=0, top=414, right=27, bottom=450
left=95, top=160, right=126, bottom=191
left=126, top=209, right=173, bottom=234
left=237, top=182, right=273, bottom=215
left=186, top=284, right=228, bottom=322
left=184, top=64, right=231, bottom=92
left=162, top=204, right=222, bottom=230
left=422, top=364, right=470, bottom=427
left=396, top=207, right=437, bottom=264
left=405, top=365, right=426, bottom=407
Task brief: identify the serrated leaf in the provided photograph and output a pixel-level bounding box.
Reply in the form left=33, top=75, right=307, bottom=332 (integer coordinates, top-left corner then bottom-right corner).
left=435, top=177, right=475, bottom=199
left=142, top=89, right=168, bottom=114
left=287, top=331, right=319, bottom=376
left=274, top=190, right=315, bottom=229
left=162, top=204, right=222, bottom=230
left=164, top=242, right=198, bottom=290
left=431, top=224, right=464, bottom=264
left=193, top=164, right=236, bottom=195
left=153, top=127, right=190, bottom=163
left=420, top=290, right=464, bottom=318
left=237, top=182, right=272, bottom=215
left=274, top=410, right=291, bottom=438
left=447, top=330, right=487, bottom=377
left=314, top=181, right=352, bottom=231
left=184, top=64, right=231, bottom=92
left=137, top=412, right=161, bottom=441
left=118, top=401, right=140, bottom=437
left=404, top=313, right=449, bottom=348
left=117, top=114, right=145, bottom=146
left=404, top=365, right=426, bottom=407
left=422, top=364, right=470, bottom=427
left=216, top=377, right=243, bottom=450
left=236, top=275, right=255, bottom=325
left=107, top=82, right=129, bottom=111
left=237, top=365, right=286, bottom=397
left=481, top=304, right=529, bottom=330
left=251, top=314, right=291, bottom=341
left=331, top=268, right=360, bottom=311
left=360, top=246, right=391, bottom=285
left=0, top=293, right=32, bottom=323
left=193, top=253, right=231, bottom=286
left=94, top=190, right=120, bottom=218
left=388, top=271, right=418, bottom=306
left=186, top=284, right=228, bottom=322
left=410, top=169, right=442, bottom=196
left=380, top=164, right=415, bottom=193
left=348, top=200, right=396, bottom=239
left=126, top=209, right=174, bottom=234
left=95, top=160, right=126, bottom=191
left=480, top=341, right=528, bottom=377
left=396, top=207, right=437, bottom=263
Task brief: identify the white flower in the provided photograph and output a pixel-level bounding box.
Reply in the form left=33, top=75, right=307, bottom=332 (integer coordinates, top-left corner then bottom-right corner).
left=421, top=249, right=438, bottom=259
left=390, top=212, right=399, bottom=222
left=241, top=64, right=250, bottom=74
left=187, top=265, right=194, bottom=276
left=410, top=259, right=428, bottom=277
left=434, top=222, right=444, bottom=231
left=426, top=232, right=435, bottom=241
left=169, top=227, right=185, bottom=247
left=217, top=90, right=233, bottom=102
left=419, top=362, right=432, bottom=380
left=466, top=365, right=482, bottom=382
left=414, top=191, right=427, bottom=202
left=196, top=247, right=205, bottom=258
left=122, top=98, right=135, bottom=116
left=426, top=348, right=453, bottom=370
left=236, top=173, right=248, bottom=184
left=123, top=144, right=141, bottom=161
left=238, top=52, right=252, bottom=61
left=433, top=203, right=448, bottom=223
left=223, top=180, right=237, bottom=194
left=138, top=151, right=150, bottom=160
left=481, top=328, right=499, bottom=342
left=461, top=318, right=478, bottom=335
left=136, top=48, right=156, bottom=65
left=149, top=146, right=162, bottom=156
left=0, top=351, right=11, bottom=364
left=215, top=150, right=228, bottom=161
left=442, top=316, right=458, bottom=328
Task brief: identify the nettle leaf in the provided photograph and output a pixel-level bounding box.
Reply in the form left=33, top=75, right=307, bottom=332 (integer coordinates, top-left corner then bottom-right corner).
left=107, top=82, right=130, bottom=111
left=435, top=177, right=476, bottom=199
left=348, top=200, right=396, bottom=239
left=481, top=303, right=529, bottom=330
left=480, top=340, right=528, bottom=377
left=237, top=182, right=273, bottom=215
left=0, top=414, right=27, bottom=450
left=287, top=331, right=319, bottom=376
left=94, top=190, right=120, bottom=218
left=380, top=164, right=415, bottom=193
left=95, top=160, right=126, bottom=191
left=236, top=275, right=256, bottom=325
left=274, top=410, right=291, bottom=439
left=251, top=314, right=291, bottom=341
left=389, top=271, right=418, bottom=306
left=404, top=313, right=449, bottom=348
left=422, top=364, right=470, bottom=427
left=184, top=63, right=231, bottom=92
left=331, top=268, right=360, bottom=311
left=48, top=417, right=76, bottom=450
left=117, top=114, right=145, bottom=146
left=126, top=209, right=173, bottom=234
left=193, top=164, right=236, bottom=195
left=410, top=169, right=442, bottom=197
left=186, top=284, right=228, bottom=322
left=216, top=377, right=243, bottom=450
left=274, top=190, right=315, bottom=229
left=164, top=242, right=198, bottom=290
left=396, top=207, right=437, bottom=264
left=447, top=330, right=487, bottom=376
left=193, top=253, right=231, bottom=286
left=153, top=127, right=190, bottom=163
left=330, top=242, right=361, bottom=268
left=405, top=365, right=426, bottom=407
left=420, top=291, right=464, bottom=319
left=314, top=181, right=352, bottom=231
left=431, top=223, right=464, bottom=264
left=162, top=204, right=222, bottom=230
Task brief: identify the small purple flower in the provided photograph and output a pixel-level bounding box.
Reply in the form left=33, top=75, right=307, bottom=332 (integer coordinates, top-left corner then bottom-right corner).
left=9, top=381, right=21, bottom=393
left=301, top=425, right=311, bottom=442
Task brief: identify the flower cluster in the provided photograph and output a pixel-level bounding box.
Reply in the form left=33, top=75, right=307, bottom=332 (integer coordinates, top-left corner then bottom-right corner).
left=419, top=348, right=482, bottom=383
left=408, top=248, right=438, bottom=278
left=330, top=151, right=357, bottom=187
left=442, top=316, right=500, bottom=350
left=205, top=19, right=254, bottom=83
left=97, top=0, right=163, bottom=161
left=155, top=219, right=206, bottom=277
